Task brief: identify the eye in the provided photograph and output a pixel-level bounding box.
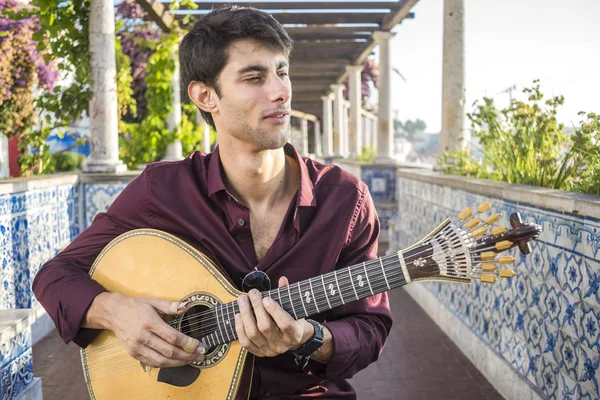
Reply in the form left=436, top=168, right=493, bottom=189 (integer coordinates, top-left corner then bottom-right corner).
left=279, top=71, right=289, bottom=77
left=246, top=76, right=261, bottom=82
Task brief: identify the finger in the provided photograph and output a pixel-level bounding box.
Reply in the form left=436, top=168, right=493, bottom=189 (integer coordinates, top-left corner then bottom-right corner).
left=149, top=315, right=205, bottom=355
left=144, top=297, right=189, bottom=315
left=237, top=295, right=265, bottom=346
left=146, top=332, right=205, bottom=363
left=136, top=345, right=191, bottom=368
left=278, top=276, right=289, bottom=287
left=262, top=296, right=298, bottom=336
left=234, top=313, right=260, bottom=355
left=248, top=290, right=275, bottom=337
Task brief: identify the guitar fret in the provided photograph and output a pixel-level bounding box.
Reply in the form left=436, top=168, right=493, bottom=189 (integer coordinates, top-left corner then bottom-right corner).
left=287, top=284, right=298, bottom=319
left=379, top=258, right=391, bottom=290
left=321, top=275, right=332, bottom=309
left=223, top=305, right=232, bottom=342
left=348, top=268, right=359, bottom=300
left=334, top=271, right=345, bottom=304
left=363, top=262, right=374, bottom=296
left=297, top=282, right=308, bottom=318
left=215, top=308, right=226, bottom=344
left=309, top=278, right=320, bottom=314
left=226, top=303, right=236, bottom=340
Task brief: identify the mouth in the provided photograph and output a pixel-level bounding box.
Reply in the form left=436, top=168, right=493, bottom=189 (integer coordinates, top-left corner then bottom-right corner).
left=263, top=111, right=290, bottom=123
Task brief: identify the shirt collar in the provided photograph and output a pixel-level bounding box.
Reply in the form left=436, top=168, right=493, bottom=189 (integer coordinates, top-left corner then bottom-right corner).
left=207, top=143, right=316, bottom=208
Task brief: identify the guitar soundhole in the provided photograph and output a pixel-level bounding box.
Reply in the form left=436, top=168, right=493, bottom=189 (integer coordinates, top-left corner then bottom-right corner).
left=179, top=304, right=211, bottom=345
left=174, top=292, right=230, bottom=368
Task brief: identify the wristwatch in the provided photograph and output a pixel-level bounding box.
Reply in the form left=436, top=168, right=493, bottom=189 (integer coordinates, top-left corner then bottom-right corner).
left=293, top=319, right=324, bottom=367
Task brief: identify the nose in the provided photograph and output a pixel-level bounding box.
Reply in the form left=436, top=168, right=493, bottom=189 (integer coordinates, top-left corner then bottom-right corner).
left=267, top=73, right=291, bottom=105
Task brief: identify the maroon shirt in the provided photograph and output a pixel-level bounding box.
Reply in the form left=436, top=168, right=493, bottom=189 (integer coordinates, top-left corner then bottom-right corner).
left=32, top=144, right=392, bottom=399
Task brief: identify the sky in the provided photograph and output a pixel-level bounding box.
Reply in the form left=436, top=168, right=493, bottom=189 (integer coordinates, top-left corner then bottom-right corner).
left=390, top=0, right=600, bottom=133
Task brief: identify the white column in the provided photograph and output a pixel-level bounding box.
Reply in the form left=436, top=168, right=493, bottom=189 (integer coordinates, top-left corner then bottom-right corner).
left=373, top=31, right=395, bottom=163
left=314, top=120, right=322, bottom=156
left=330, top=84, right=345, bottom=157
left=441, top=0, right=468, bottom=153
left=163, top=47, right=183, bottom=161
left=300, top=118, right=309, bottom=155
left=346, top=65, right=363, bottom=157
left=372, top=117, right=378, bottom=151
left=363, top=114, right=371, bottom=152
left=321, top=94, right=334, bottom=157
left=83, top=0, right=126, bottom=173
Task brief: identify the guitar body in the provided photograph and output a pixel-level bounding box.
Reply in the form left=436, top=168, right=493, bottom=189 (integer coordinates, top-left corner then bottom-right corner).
left=81, top=229, right=252, bottom=400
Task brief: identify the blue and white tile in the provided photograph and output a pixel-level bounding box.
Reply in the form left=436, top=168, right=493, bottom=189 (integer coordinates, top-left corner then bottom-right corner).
left=0, top=349, right=33, bottom=400
left=83, top=183, right=129, bottom=229
left=576, top=342, right=600, bottom=395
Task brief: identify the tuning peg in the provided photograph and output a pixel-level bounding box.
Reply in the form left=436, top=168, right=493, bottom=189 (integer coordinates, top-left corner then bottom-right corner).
left=459, top=207, right=473, bottom=220
left=480, top=251, right=497, bottom=261
left=495, top=240, right=513, bottom=251
left=480, top=263, right=497, bottom=272
left=498, top=256, right=516, bottom=264
left=466, top=218, right=481, bottom=230
left=477, top=202, right=492, bottom=213
left=499, top=269, right=517, bottom=278
left=492, top=226, right=508, bottom=235
left=480, top=274, right=497, bottom=283
left=472, top=227, right=488, bottom=238
left=485, top=214, right=501, bottom=225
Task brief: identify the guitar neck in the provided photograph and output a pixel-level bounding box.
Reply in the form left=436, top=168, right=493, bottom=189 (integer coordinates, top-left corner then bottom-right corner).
left=202, top=249, right=428, bottom=349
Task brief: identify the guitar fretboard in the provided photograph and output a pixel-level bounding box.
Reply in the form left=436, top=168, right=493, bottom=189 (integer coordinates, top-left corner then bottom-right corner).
left=200, top=252, right=411, bottom=349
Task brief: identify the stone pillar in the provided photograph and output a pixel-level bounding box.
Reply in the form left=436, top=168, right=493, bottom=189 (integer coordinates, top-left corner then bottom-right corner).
left=83, top=0, right=126, bottom=173
left=321, top=94, right=334, bottom=157
left=363, top=114, right=371, bottom=152
left=163, top=47, right=183, bottom=161
left=441, top=0, right=468, bottom=153
left=373, top=31, right=395, bottom=163
left=330, top=84, right=345, bottom=157
left=346, top=65, right=363, bottom=157
left=372, top=117, right=378, bottom=151
left=314, top=120, right=322, bottom=156
left=300, top=118, right=309, bottom=155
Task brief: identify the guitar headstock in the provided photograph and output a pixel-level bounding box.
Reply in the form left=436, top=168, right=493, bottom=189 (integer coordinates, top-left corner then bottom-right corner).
left=400, top=202, right=542, bottom=285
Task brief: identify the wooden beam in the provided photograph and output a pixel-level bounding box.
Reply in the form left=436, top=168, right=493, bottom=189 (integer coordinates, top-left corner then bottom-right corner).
left=290, top=71, right=340, bottom=78
left=174, top=12, right=386, bottom=25
left=293, top=41, right=367, bottom=50
left=291, top=34, right=373, bottom=41
left=293, top=83, right=332, bottom=92
left=290, top=109, right=317, bottom=122
left=381, top=0, right=419, bottom=30
left=168, top=2, right=403, bottom=10
left=285, top=26, right=377, bottom=35
left=137, top=0, right=174, bottom=31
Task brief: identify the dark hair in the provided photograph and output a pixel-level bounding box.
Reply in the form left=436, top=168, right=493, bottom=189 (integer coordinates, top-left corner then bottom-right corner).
left=179, top=6, right=293, bottom=129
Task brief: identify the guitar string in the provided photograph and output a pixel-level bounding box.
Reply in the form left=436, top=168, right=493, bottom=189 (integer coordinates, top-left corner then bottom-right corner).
left=84, top=257, right=410, bottom=357
left=82, top=268, right=410, bottom=367
left=85, top=229, right=513, bottom=359
left=86, top=237, right=501, bottom=357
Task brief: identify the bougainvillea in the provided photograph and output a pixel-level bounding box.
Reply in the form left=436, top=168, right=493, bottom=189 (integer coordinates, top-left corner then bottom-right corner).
left=0, top=0, right=58, bottom=137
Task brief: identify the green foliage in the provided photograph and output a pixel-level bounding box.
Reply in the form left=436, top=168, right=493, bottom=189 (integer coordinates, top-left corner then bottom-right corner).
left=115, top=30, right=137, bottom=119
left=438, top=81, right=600, bottom=196
left=119, top=31, right=213, bottom=170
left=356, top=146, right=377, bottom=163
left=394, top=119, right=427, bottom=137
left=47, top=152, right=85, bottom=172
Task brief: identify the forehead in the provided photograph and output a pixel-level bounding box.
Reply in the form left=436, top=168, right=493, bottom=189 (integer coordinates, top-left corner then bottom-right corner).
left=223, top=39, right=288, bottom=70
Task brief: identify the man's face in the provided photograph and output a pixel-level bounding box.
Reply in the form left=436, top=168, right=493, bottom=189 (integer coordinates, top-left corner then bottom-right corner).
left=213, top=39, right=292, bottom=150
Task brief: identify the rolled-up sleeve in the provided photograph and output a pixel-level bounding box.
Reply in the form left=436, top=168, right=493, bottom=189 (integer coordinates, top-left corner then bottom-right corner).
left=32, top=169, right=152, bottom=348
left=318, top=186, right=392, bottom=379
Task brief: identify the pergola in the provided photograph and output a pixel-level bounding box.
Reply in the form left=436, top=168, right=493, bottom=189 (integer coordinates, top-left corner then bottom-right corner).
left=143, top=1, right=417, bottom=119
left=84, top=0, right=465, bottom=172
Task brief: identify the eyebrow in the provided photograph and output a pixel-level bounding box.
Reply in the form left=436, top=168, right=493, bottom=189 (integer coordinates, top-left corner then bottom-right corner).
left=237, top=60, right=289, bottom=74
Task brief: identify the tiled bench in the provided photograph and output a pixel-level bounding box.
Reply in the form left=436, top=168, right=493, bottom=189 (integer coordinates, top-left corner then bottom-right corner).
left=1, top=309, right=44, bottom=400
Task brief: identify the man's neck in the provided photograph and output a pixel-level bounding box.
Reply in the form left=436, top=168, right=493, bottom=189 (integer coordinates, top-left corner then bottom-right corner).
left=218, top=143, right=297, bottom=209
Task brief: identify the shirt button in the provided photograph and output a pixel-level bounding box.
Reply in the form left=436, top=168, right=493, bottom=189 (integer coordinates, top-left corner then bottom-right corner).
left=237, top=218, right=245, bottom=226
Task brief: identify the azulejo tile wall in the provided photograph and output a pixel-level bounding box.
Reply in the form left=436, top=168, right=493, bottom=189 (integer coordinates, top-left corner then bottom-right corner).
left=394, top=176, right=600, bottom=400
left=0, top=184, right=79, bottom=309
left=82, top=183, right=130, bottom=229
left=0, top=330, right=33, bottom=400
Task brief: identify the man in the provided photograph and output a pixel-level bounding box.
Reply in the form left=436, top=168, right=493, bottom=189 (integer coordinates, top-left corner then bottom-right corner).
left=33, top=6, right=392, bottom=399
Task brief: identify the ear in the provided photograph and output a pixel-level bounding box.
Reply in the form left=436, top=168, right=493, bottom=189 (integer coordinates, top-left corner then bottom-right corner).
left=188, top=81, right=218, bottom=114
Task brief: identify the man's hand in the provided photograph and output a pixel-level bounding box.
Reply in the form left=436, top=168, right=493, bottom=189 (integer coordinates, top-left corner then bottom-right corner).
left=85, top=292, right=206, bottom=368
left=234, top=276, right=315, bottom=358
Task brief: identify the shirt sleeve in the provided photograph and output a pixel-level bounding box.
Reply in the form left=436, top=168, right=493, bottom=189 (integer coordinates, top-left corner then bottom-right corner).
left=315, top=186, right=393, bottom=380
left=32, top=169, right=153, bottom=348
